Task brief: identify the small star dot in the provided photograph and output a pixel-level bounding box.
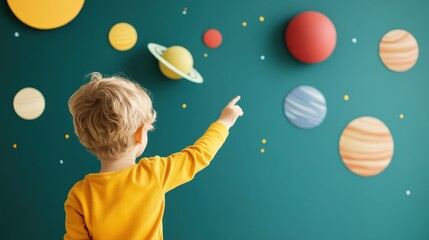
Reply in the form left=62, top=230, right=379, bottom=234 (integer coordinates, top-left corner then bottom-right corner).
left=14, top=32, right=19, bottom=37
left=352, top=38, right=357, bottom=43
left=182, top=11, right=187, bottom=15
left=184, top=7, right=188, bottom=11
left=344, top=95, right=349, bottom=101
left=203, top=53, right=208, bottom=58
left=242, top=22, right=247, bottom=27
left=259, top=16, right=265, bottom=22
left=182, top=103, right=187, bottom=109
left=13, top=144, right=17, bottom=149
left=406, top=190, right=411, bottom=196
left=400, top=114, right=404, bottom=119
left=260, top=55, right=265, bottom=60
left=60, top=160, right=64, bottom=164
left=65, top=134, right=70, bottom=139
left=262, top=139, right=267, bottom=144
left=260, top=148, right=265, bottom=153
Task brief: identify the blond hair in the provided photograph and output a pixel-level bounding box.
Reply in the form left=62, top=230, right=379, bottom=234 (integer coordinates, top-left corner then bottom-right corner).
left=68, top=73, right=156, bottom=161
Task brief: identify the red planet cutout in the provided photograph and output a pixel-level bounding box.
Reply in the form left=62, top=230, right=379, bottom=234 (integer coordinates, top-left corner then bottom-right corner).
left=285, top=11, right=337, bottom=64
left=203, top=29, right=222, bottom=48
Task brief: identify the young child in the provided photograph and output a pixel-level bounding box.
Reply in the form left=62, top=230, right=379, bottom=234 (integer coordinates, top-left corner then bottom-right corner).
left=64, top=73, right=243, bottom=240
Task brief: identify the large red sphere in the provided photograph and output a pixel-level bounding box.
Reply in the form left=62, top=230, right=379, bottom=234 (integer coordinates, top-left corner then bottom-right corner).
left=285, top=11, right=337, bottom=64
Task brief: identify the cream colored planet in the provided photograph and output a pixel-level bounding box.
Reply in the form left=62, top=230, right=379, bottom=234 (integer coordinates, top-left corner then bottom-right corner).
left=13, top=88, right=45, bottom=120
left=379, top=29, right=419, bottom=72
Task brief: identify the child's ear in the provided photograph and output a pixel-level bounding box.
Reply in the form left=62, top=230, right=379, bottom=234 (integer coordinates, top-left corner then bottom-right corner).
left=134, top=125, right=145, bottom=144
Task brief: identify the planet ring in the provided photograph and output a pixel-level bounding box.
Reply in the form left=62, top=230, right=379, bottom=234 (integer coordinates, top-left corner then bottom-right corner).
left=148, top=43, right=203, bottom=84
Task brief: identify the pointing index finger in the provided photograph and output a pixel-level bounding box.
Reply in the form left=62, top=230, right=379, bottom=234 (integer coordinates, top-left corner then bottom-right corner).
left=227, top=96, right=241, bottom=107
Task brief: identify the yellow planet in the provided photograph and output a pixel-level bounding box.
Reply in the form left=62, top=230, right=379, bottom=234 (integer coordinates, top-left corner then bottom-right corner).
left=148, top=43, right=203, bottom=83
left=13, top=87, right=46, bottom=120
left=379, top=29, right=419, bottom=72
left=339, top=116, right=394, bottom=177
left=159, top=46, right=194, bottom=80
left=7, top=0, right=85, bottom=30
left=108, top=23, right=138, bottom=51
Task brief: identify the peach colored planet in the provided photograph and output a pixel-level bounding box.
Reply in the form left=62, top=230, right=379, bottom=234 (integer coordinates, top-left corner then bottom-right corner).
left=379, top=29, right=419, bottom=72
left=339, top=116, right=394, bottom=177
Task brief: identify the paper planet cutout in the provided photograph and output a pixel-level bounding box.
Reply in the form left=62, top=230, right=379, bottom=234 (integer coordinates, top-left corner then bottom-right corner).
left=284, top=86, right=327, bottom=129
left=159, top=46, right=193, bottom=79
left=203, top=29, right=222, bottom=48
left=148, top=43, right=203, bottom=84
left=379, top=29, right=419, bottom=72
left=339, top=116, right=394, bottom=177
left=108, top=23, right=138, bottom=51
left=7, top=0, right=84, bottom=30
left=285, top=11, right=337, bottom=64
left=13, top=87, right=45, bottom=120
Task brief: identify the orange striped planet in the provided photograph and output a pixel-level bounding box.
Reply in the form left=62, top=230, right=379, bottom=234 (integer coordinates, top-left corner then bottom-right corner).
left=379, top=29, right=419, bottom=72
left=339, top=117, right=394, bottom=177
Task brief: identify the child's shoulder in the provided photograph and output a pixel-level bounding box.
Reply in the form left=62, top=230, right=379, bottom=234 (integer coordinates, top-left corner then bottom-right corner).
left=68, top=180, right=84, bottom=195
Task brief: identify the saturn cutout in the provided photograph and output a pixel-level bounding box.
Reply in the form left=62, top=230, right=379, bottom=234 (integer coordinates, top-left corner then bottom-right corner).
left=148, top=43, right=203, bottom=84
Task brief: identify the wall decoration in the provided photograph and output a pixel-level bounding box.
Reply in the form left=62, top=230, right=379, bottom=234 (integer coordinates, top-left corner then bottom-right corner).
left=284, top=85, right=327, bottom=129
left=339, top=116, right=394, bottom=177
left=13, top=87, right=45, bottom=120
left=285, top=11, right=337, bottom=64
left=148, top=43, right=203, bottom=84
left=379, top=29, right=419, bottom=72
left=108, top=22, right=138, bottom=51
left=3, top=1, right=429, bottom=239
left=7, top=0, right=85, bottom=30
left=203, top=29, right=223, bottom=48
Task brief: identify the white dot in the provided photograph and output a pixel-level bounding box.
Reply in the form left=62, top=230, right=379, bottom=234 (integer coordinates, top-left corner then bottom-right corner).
left=406, top=190, right=411, bottom=196
left=260, top=55, right=265, bottom=60
left=60, top=160, right=64, bottom=164
left=182, top=11, right=187, bottom=15
left=352, top=38, right=357, bottom=43
left=14, top=32, right=19, bottom=37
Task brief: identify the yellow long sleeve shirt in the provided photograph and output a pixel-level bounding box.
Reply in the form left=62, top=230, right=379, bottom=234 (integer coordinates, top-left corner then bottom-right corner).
left=64, top=122, right=229, bottom=240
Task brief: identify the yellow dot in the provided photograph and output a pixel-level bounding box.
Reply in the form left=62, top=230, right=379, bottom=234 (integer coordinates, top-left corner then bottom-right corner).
left=259, top=16, right=265, bottom=22
left=182, top=103, right=187, bottom=109
left=13, top=144, right=17, bottom=149
left=262, top=139, right=267, bottom=144
left=65, top=134, right=70, bottom=139
left=400, top=114, right=404, bottom=119
left=260, top=148, right=265, bottom=153
left=242, top=21, right=247, bottom=27
left=344, top=95, right=349, bottom=101
left=203, top=53, right=208, bottom=58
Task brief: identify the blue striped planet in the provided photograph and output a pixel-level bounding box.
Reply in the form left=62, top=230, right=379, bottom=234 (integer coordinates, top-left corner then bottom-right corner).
left=284, top=86, right=327, bottom=129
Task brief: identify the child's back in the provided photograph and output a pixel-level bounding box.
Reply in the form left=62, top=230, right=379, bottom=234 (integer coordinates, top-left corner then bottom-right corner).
left=64, top=73, right=243, bottom=240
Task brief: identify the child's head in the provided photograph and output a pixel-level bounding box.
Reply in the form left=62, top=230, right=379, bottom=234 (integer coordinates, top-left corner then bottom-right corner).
left=68, top=73, right=156, bottom=161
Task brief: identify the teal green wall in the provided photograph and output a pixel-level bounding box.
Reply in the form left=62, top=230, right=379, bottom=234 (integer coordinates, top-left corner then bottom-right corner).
left=1, top=0, right=429, bottom=239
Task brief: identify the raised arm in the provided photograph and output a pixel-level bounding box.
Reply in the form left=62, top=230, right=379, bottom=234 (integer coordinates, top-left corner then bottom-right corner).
left=144, top=96, right=244, bottom=193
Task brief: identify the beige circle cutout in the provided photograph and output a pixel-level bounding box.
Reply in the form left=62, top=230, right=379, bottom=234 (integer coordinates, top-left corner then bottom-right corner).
left=13, top=88, right=45, bottom=120
left=108, top=23, right=138, bottom=51
left=7, top=0, right=85, bottom=30
left=379, top=29, right=419, bottom=72
left=339, top=116, right=394, bottom=177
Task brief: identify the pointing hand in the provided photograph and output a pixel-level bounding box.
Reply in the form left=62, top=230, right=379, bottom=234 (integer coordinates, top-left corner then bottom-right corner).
left=217, top=96, right=244, bottom=130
